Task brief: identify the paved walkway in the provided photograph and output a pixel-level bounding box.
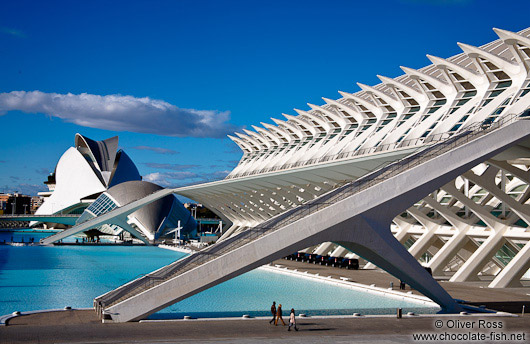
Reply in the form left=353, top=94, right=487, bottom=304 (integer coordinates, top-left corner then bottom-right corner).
left=1, top=310, right=529, bottom=344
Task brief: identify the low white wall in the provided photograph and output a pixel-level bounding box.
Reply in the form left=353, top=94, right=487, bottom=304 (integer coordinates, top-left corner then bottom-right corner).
left=259, top=264, right=438, bottom=307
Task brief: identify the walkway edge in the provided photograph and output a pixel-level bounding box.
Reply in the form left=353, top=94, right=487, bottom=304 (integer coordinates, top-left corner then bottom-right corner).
left=258, top=264, right=437, bottom=306
left=0, top=308, right=92, bottom=326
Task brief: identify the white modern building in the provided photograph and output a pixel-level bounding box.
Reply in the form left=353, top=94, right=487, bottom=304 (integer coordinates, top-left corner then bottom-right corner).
left=42, top=27, right=530, bottom=321
left=171, top=27, right=530, bottom=289
left=76, top=180, right=197, bottom=244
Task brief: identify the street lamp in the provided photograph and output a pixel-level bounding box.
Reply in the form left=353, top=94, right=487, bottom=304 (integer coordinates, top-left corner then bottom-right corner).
left=23, top=204, right=28, bottom=215
left=11, top=202, right=15, bottom=215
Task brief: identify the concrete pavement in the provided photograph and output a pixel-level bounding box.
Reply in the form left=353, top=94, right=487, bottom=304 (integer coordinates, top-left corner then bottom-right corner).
left=1, top=310, right=529, bottom=344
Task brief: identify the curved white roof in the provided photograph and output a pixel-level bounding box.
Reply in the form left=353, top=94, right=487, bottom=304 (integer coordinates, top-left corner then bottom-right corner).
left=36, top=134, right=141, bottom=217
left=35, top=147, right=107, bottom=215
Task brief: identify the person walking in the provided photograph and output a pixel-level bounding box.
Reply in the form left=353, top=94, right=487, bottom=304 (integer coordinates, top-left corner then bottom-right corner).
left=275, top=303, right=286, bottom=326
left=269, top=301, right=277, bottom=324
left=288, top=308, right=298, bottom=331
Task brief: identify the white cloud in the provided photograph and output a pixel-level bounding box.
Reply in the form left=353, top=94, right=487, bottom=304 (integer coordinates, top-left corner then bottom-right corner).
left=0, top=91, right=240, bottom=138
left=131, top=146, right=179, bottom=154
left=0, top=27, right=26, bottom=38
left=143, top=171, right=199, bottom=187
left=202, top=170, right=231, bottom=180
left=143, top=163, right=198, bottom=170
left=4, top=183, right=47, bottom=196
left=143, top=169, right=229, bottom=188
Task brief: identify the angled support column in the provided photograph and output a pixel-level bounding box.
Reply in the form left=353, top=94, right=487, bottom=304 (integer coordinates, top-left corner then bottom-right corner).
left=488, top=159, right=530, bottom=184
left=427, top=229, right=470, bottom=275
left=407, top=208, right=442, bottom=259
left=489, top=240, right=530, bottom=288
left=330, top=245, right=349, bottom=257
left=299, top=245, right=318, bottom=253
left=364, top=219, right=411, bottom=270
left=111, top=218, right=149, bottom=244
left=408, top=226, right=440, bottom=259
left=421, top=194, right=474, bottom=275
left=330, top=211, right=461, bottom=313
left=218, top=223, right=240, bottom=241
left=395, top=225, right=412, bottom=243
left=362, top=262, right=377, bottom=270
left=449, top=228, right=507, bottom=282
left=329, top=246, right=361, bottom=260
left=313, top=242, right=335, bottom=255
left=464, top=167, right=530, bottom=225
left=392, top=217, right=415, bottom=241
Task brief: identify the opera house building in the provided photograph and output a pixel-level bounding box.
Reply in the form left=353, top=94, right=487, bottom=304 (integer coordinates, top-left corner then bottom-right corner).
left=35, top=134, right=196, bottom=243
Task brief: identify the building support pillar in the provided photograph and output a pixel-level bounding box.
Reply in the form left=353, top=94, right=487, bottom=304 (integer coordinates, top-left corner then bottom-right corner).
left=313, top=242, right=335, bottom=255
left=363, top=221, right=411, bottom=270
left=449, top=228, right=507, bottom=282
left=332, top=212, right=461, bottom=313
left=330, top=245, right=349, bottom=257
left=489, top=239, right=530, bottom=288
left=427, top=229, right=470, bottom=275
left=408, top=226, right=439, bottom=259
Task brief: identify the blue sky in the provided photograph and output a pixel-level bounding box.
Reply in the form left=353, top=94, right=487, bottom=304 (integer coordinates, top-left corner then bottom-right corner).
left=1, top=0, right=529, bottom=197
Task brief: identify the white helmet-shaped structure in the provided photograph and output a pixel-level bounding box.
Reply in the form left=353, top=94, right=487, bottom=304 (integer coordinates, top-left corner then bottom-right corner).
left=76, top=181, right=197, bottom=243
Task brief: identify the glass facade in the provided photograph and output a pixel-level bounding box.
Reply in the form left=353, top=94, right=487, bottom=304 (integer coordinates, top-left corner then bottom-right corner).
left=77, top=193, right=117, bottom=224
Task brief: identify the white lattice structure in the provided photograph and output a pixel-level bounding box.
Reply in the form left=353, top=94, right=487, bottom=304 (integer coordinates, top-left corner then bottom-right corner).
left=175, top=27, right=530, bottom=288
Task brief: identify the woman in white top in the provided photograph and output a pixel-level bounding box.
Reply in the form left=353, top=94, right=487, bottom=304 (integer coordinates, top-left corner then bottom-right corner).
left=288, top=308, right=298, bottom=331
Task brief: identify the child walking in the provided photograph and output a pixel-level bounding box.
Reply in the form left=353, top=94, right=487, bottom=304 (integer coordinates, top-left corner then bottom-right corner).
left=288, top=308, right=298, bottom=331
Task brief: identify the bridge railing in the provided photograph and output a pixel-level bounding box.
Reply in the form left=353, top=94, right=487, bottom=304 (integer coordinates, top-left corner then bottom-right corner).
left=0, top=214, right=79, bottom=218
left=225, top=126, right=456, bottom=180
left=95, top=111, right=528, bottom=315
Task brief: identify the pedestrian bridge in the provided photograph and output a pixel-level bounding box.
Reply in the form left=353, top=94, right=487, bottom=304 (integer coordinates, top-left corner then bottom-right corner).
left=77, top=115, right=530, bottom=322
left=31, top=114, right=527, bottom=321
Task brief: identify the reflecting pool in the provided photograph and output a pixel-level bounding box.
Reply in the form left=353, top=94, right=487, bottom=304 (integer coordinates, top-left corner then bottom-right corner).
left=0, top=231, right=439, bottom=318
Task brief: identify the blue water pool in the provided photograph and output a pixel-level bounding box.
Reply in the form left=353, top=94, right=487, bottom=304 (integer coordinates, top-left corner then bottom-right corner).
left=0, top=230, right=62, bottom=244
left=0, top=231, right=439, bottom=318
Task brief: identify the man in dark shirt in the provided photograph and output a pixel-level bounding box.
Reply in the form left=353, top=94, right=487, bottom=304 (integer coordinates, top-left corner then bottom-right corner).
left=269, top=301, right=276, bottom=324
left=275, top=303, right=286, bottom=326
